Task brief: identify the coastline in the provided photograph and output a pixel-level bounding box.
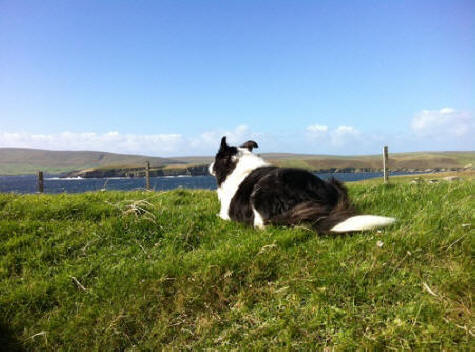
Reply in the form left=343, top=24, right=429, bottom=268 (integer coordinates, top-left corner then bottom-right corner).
left=60, top=166, right=465, bottom=179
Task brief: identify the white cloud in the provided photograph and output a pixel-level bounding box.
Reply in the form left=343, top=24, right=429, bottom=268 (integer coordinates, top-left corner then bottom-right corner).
left=305, top=108, right=474, bottom=154
left=306, top=124, right=328, bottom=133
left=194, top=124, right=249, bottom=146
left=330, top=125, right=359, bottom=144
left=306, top=124, right=329, bottom=144
left=2, top=109, right=473, bottom=158
left=190, top=124, right=264, bottom=151
left=0, top=125, right=264, bottom=156
left=306, top=124, right=362, bottom=148
left=333, top=125, right=358, bottom=135
left=411, top=108, right=473, bottom=138
left=0, top=131, right=185, bottom=155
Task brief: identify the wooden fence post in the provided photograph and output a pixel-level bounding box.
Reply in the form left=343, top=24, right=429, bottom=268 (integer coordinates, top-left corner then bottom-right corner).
left=145, top=161, right=150, bottom=190
left=37, top=171, right=44, bottom=193
left=383, top=146, right=389, bottom=183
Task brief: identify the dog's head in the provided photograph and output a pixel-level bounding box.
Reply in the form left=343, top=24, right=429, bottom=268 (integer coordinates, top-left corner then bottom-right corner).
left=209, top=136, right=258, bottom=186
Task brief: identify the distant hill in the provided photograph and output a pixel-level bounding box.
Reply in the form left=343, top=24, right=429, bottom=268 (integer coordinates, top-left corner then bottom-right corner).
left=174, top=151, right=474, bottom=172
left=0, top=148, right=473, bottom=176
left=266, top=151, right=474, bottom=172
left=0, top=148, right=180, bottom=175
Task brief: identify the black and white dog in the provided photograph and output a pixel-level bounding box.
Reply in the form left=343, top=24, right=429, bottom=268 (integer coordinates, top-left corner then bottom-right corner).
left=209, top=137, right=395, bottom=233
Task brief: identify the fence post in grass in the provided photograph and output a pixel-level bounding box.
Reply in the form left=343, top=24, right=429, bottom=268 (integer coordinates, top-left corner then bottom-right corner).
left=383, top=146, right=389, bottom=183
left=145, top=161, right=150, bottom=190
left=37, top=171, right=44, bottom=193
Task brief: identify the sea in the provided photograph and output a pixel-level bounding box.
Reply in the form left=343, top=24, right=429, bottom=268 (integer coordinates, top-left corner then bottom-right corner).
left=0, top=172, right=420, bottom=194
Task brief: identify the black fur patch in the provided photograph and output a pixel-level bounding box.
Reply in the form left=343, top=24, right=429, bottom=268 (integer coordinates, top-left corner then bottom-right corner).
left=228, top=166, right=278, bottom=224
left=229, top=168, right=355, bottom=233
left=212, top=137, right=239, bottom=186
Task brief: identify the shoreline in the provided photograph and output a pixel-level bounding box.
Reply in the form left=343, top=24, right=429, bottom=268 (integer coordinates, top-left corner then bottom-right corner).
left=0, top=168, right=468, bottom=181
left=0, top=167, right=468, bottom=178
left=60, top=167, right=465, bottom=179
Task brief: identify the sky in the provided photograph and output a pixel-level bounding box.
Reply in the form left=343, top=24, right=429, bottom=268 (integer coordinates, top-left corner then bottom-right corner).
left=0, top=0, right=474, bottom=156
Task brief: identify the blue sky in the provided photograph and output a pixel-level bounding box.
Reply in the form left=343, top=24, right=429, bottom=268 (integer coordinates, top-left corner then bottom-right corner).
left=0, top=0, right=473, bottom=156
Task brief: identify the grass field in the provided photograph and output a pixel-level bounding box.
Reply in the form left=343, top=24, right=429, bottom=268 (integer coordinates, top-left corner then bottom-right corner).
left=0, top=177, right=473, bottom=350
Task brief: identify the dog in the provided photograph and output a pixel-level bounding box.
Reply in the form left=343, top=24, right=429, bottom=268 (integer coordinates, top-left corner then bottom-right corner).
left=209, top=136, right=395, bottom=233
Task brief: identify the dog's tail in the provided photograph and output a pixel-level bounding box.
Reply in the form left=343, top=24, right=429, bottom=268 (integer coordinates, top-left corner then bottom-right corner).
left=329, top=214, right=395, bottom=232
left=269, top=178, right=395, bottom=233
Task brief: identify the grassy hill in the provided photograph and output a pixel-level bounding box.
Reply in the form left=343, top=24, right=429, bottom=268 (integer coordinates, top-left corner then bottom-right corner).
left=0, top=148, right=179, bottom=175
left=268, top=151, right=474, bottom=171
left=1, top=148, right=473, bottom=176
left=72, top=151, right=475, bottom=178
left=0, top=176, right=472, bottom=350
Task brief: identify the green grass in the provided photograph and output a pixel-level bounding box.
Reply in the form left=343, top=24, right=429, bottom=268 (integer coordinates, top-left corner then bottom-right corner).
left=0, top=180, right=473, bottom=350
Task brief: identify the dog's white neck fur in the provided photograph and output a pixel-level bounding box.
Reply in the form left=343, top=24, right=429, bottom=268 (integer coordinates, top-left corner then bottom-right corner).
left=216, top=148, right=270, bottom=220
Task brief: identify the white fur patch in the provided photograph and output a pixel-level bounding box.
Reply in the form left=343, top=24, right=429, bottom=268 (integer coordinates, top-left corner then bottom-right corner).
left=253, top=207, right=265, bottom=229
left=217, top=149, right=270, bottom=220
left=330, top=215, right=396, bottom=232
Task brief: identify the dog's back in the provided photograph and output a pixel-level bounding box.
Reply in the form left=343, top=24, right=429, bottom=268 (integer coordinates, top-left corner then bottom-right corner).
left=229, top=167, right=356, bottom=233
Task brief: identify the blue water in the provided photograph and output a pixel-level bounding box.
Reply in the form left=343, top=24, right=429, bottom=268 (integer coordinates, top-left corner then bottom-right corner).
left=0, top=172, right=419, bottom=194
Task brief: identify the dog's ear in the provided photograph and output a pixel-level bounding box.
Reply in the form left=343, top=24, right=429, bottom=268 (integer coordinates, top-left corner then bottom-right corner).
left=240, top=140, right=259, bottom=151
left=219, top=136, right=228, bottom=151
